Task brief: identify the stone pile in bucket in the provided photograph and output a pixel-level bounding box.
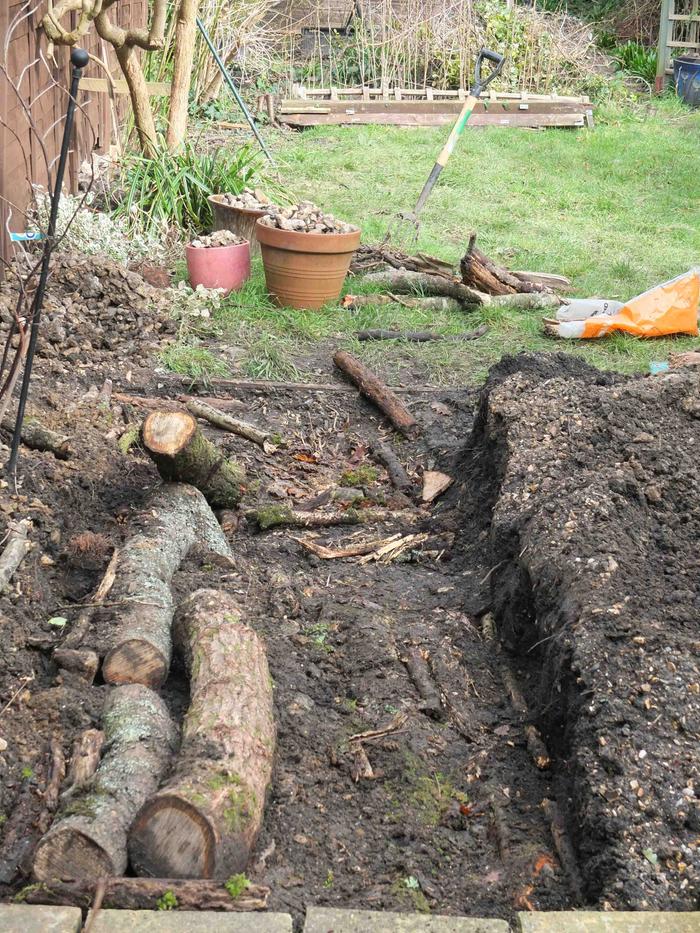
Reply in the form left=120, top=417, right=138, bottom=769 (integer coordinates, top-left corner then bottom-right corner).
left=190, top=230, right=246, bottom=249
left=259, top=201, right=359, bottom=235
left=219, top=188, right=274, bottom=210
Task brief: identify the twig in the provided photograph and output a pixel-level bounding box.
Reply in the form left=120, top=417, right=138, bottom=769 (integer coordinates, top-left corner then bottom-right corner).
left=0, top=674, right=34, bottom=719
left=83, top=879, right=107, bottom=933
left=296, top=533, right=402, bottom=560
left=185, top=398, right=280, bottom=453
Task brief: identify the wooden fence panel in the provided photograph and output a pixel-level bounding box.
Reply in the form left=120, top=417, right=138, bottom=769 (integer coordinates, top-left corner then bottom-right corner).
left=0, top=0, right=149, bottom=277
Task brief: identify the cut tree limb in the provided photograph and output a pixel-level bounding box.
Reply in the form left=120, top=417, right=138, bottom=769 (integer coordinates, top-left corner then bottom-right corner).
left=403, top=647, right=445, bottom=721
left=489, top=292, right=560, bottom=311
left=129, top=590, right=275, bottom=879
left=356, top=325, right=487, bottom=342
left=33, top=684, right=176, bottom=882
left=460, top=233, right=548, bottom=295
left=371, top=438, right=414, bottom=494
left=101, top=484, right=232, bottom=688
left=1, top=416, right=72, bottom=459
left=343, top=294, right=463, bottom=313
left=142, top=411, right=246, bottom=509
left=333, top=350, right=420, bottom=438
left=23, top=877, right=269, bottom=911
left=247, top=504, right=418, bottom=531
left=362, top=270, right=487, bottom=306
left=185, top=398, right=280, bottom=453
left=0, top=519, right=31, bottom=594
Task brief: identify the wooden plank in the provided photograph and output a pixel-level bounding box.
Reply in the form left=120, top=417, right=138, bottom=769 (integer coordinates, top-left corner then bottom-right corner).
left=299, top=87, right=591, bottom=104
left=279, top=111, right=588, bottom=128
left=78, top=77, right=172, bottom=96
left=279, top=99, right=592, bottom=115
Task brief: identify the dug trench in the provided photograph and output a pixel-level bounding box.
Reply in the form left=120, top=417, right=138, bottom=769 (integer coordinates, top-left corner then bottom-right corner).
left=0, top=267, right=697, bottom=924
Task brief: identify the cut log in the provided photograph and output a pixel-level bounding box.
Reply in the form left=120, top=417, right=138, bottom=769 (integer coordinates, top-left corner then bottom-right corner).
left=371, top=438, right=414, bottom=494
left=129, top=590, right=275, bottom=879
left=33, top=684, right=176, bottom=881
left=101, top=484, right=231, bottom=688
left=141, top=411, right=246, bottom=509
left=362, top=270, right=486, bottom=306
left=356, top=325, right=487, bottom=342
left=246, top=504, right=418, bottom=531
left=1, top=416, right=72, bottom=459
left=333, top=350, right=420, bottom=438
left=61, top=729, right=105, bottom=800
left=460, top=233, right=550, bottom=296
left=185, top=399, right=280, bottom=453
left=23, top=877, right=269, bottom=911
left=0, top=519, right=31, bottom=594
left=403, top=647, right=445, bottom=721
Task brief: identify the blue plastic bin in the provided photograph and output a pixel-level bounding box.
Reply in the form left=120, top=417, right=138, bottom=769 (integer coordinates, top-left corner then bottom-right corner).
left=674, top=55, right=700, bottom=108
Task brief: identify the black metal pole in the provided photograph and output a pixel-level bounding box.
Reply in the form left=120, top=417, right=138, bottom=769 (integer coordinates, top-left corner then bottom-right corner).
left=6, top=48, right=89, bottom=474
left=196, top=17, right=274, bottom=164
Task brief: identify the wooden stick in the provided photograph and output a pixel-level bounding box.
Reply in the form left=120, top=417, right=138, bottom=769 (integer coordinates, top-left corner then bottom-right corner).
left=356, top=325, right=487, bottom=342
left=247, top=505, right=418, bottom=531
left=185, top=398, right=280, bottom=453
left=0, top=519, right=31, bottom=594
left=362, top=270, right=487, bottom=306
left=403, top=647, right=445, bottom=721
left=343, top=294, right=463, bottom=313
left=525, top=725, right=551, bottom=770
left=22, top=877, right=269, bottom=912
left=542, top=798, right=584, bottom=902
left=129, top=590, right=275, bottom=879
left=333, top=350, right=421, bottom=438
left=60, top=550, right=118, bottom=650
left=1, top=416, right=72, bottom=459
left=371, top=438, right=414, bottom=493
left=296, top=533, right=402, bottom=560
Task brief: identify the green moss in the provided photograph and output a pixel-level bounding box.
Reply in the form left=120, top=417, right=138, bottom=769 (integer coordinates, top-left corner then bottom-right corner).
left=21, top=766, right=33, bottom=780
left=207, top=773, right=257, bottom=833
left=156, top=890, right=178, bottom=910
left=254, top=504, right=294, bottom=530
left=392, top=876, right=430, bottom=913
left=118, top=425, right=140, bottom=455
left=224, top=873, right=250, bottom=899
left=13, top=884, right=43, bottom=903
left=340, top=465, right=378, bottom=487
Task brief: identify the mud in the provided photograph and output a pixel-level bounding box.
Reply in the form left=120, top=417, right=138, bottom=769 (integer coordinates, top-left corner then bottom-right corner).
left=468, top=353, right=700, bottom=910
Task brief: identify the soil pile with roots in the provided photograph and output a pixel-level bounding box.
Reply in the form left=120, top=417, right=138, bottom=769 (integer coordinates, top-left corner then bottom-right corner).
left=467, top=353, right=700, bottom=910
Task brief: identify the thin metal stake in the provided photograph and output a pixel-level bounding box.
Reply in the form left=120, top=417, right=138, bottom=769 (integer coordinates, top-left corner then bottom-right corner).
left=6, top=48, right=90, bottom=474
left=196, top=17, right=274, bottom=164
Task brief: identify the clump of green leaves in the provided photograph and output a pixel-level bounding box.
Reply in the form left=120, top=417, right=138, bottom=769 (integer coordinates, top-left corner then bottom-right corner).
left=225, top=874, right=250, bottom=899
left=113, top=140, right=260, bottom=238
left=21, top=767, right=34, bottom=780
left=156, top=890, right=178, bottom=911
left=613, top=41, right=658, bottom=85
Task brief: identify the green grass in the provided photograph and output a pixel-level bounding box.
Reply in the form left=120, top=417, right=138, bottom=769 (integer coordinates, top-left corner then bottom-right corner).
left=162, top=100, right=700, bottom=386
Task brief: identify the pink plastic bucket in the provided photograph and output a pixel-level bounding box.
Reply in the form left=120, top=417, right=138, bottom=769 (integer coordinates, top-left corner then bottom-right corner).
left=186, top=240, right=251, bottom=294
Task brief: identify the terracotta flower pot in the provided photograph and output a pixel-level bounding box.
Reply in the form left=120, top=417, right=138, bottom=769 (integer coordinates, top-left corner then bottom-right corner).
left=186, top=240, right=251, bottom=294
left=256, top=220, right=361, bottom=310
left=209, top=195, right=267, bottom=257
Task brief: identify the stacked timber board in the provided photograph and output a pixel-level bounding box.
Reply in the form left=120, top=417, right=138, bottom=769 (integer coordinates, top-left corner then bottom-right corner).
left=271, top=89, right=594, bottom=129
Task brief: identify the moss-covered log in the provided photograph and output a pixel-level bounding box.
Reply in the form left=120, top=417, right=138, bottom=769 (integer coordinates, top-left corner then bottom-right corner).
left=33, top=685, right=177, bottom=881
left=129, top=590, right=275, bottom=879
left=101, top=484, right=232, bottom=688
left=142, top=411, right=246, bottom=509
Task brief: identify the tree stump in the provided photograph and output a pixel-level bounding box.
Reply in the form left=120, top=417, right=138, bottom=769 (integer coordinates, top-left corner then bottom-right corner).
left=129, top=590, right=276, bottom=879
left=33, top=685, right=176, bottom=881
left=142, top=411, right=246, bottom=509
left=101, top=484, right=232, bottom=688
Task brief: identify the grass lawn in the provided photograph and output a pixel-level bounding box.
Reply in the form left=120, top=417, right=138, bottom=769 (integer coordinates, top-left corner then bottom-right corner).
left=169, top=100, right=700, bottom=386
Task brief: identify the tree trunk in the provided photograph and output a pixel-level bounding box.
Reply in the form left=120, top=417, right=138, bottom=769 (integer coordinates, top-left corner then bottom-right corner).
left=142, top=411, right=246, bottom=510
left=333, top=350, right=420, bottom=438
left=114, top=44, right=158, bottom=155
left=129, top=590, right=275, bottom=879
left=23, top=877, right=269, bottom=911
left=33, top=685, right=176, bottom=881
left=101, top=484, right=232, bottom=688
left=166, top=0, right=200, bottom=151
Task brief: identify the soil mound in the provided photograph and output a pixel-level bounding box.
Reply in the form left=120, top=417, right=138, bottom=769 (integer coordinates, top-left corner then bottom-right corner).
left=471, top=352, right=700, bottom=910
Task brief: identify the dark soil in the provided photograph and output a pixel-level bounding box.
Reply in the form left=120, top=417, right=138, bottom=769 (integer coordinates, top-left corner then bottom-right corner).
left=469, top=353, right=700, bottom=911
left=0, top=256, right=696, bottom=924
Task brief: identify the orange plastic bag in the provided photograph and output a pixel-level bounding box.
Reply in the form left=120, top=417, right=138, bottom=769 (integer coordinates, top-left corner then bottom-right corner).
left=553, top=269, right=700, bottom=339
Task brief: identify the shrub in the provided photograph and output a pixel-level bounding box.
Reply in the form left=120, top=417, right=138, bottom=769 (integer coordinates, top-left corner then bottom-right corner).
left=613, top=40, right=657, bottom=85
